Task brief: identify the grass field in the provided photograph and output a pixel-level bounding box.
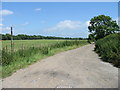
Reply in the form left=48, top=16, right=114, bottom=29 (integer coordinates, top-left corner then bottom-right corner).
left=2, top=40, right=66, bottom=51
left=2, top=40, right=88, bottom=78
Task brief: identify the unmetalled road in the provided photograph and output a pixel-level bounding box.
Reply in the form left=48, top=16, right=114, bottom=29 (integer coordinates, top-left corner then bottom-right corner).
left=2, top=44, right=118, bottom=88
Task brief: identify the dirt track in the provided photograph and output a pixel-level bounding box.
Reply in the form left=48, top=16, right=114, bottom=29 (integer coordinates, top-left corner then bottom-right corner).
left=2, top=44, right=118, bottom=88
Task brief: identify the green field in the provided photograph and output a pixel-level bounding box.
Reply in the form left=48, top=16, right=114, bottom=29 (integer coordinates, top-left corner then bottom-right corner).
left=2, top=40, right=66, bottom=51
left=2, top=40, right=88, bottom=78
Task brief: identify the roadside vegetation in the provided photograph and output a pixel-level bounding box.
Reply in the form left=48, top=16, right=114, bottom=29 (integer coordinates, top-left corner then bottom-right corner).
left=95, top=33, right=120, bottom=67
left=88, top=15, right=120, bottom=67
left=2, top=40, right=88, bottom=78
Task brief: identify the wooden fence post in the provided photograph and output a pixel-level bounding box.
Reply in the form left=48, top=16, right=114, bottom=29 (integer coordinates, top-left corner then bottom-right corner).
left=11, top=27, right=14, bottom=54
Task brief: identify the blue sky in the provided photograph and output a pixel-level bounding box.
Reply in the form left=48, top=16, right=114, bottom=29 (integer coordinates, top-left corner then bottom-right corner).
left=0, top=2, right=118, bottom=38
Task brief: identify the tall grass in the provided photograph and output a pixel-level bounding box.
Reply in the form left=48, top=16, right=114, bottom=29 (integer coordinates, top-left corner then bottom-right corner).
left=2, top=40, right=66, bottom=51
left=95, top=33, right=120, bottom=67
left=2, top=40, right=88, bottom=78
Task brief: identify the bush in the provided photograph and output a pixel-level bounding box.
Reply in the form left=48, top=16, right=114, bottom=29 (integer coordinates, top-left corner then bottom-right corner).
left=95, top=33, right=120, bottom=67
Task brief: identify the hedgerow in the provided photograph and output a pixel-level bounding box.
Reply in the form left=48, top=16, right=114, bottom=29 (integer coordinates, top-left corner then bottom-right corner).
left=95, top=33, right=120, bottom=67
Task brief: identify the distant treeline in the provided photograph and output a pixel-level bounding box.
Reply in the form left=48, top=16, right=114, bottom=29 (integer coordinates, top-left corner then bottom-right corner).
left=1, top=34, right=87, bottom=40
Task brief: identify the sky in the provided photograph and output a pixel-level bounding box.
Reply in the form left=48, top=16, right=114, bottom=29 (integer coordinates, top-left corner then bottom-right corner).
left=0, top=2, right=119, bottom=38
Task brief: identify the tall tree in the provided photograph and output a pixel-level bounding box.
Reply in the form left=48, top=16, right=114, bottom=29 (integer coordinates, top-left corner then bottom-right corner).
left=88, top=15, right=120, bottom=40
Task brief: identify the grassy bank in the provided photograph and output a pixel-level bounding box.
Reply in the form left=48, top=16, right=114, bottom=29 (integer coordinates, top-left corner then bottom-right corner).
left=95, top=33, right=120, bottom=67
left=2, top=40, right=88, bottom=78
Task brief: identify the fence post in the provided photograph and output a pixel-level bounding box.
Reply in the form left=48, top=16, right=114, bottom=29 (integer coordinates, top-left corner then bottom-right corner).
left=11, top=27, right=14, bottom=54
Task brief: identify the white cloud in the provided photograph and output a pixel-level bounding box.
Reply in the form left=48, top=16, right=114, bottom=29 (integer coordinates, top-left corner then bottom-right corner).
left=46, top=20, right=82, bottom=31
left=0, top=27, right=11, bottom=34
left=35, top=8, right=42, bottom=11
left=57, top=20, right=82, bottom=29
left=43, top=20, right=89, bottom=38
left=1, top=27, right=10, bottom=31
left=0, top=10, right=14, bottom=16
left=46, top=20, right=88, bottom=32
left=0, top=24, right=3, bottom=26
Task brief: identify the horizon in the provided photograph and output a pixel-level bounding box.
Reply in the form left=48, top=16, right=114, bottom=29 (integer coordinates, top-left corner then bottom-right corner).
left=2, top=33, right=88, bottom=39
left=1, top=2, right=118, bottom=38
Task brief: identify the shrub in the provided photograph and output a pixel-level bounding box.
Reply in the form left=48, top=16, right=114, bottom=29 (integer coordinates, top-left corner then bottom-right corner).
left=95, top=33, right=120, bottom=67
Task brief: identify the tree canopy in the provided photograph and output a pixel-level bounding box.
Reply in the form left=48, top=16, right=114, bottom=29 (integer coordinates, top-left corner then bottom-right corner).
left=88, top=15, right=120, bottom=40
